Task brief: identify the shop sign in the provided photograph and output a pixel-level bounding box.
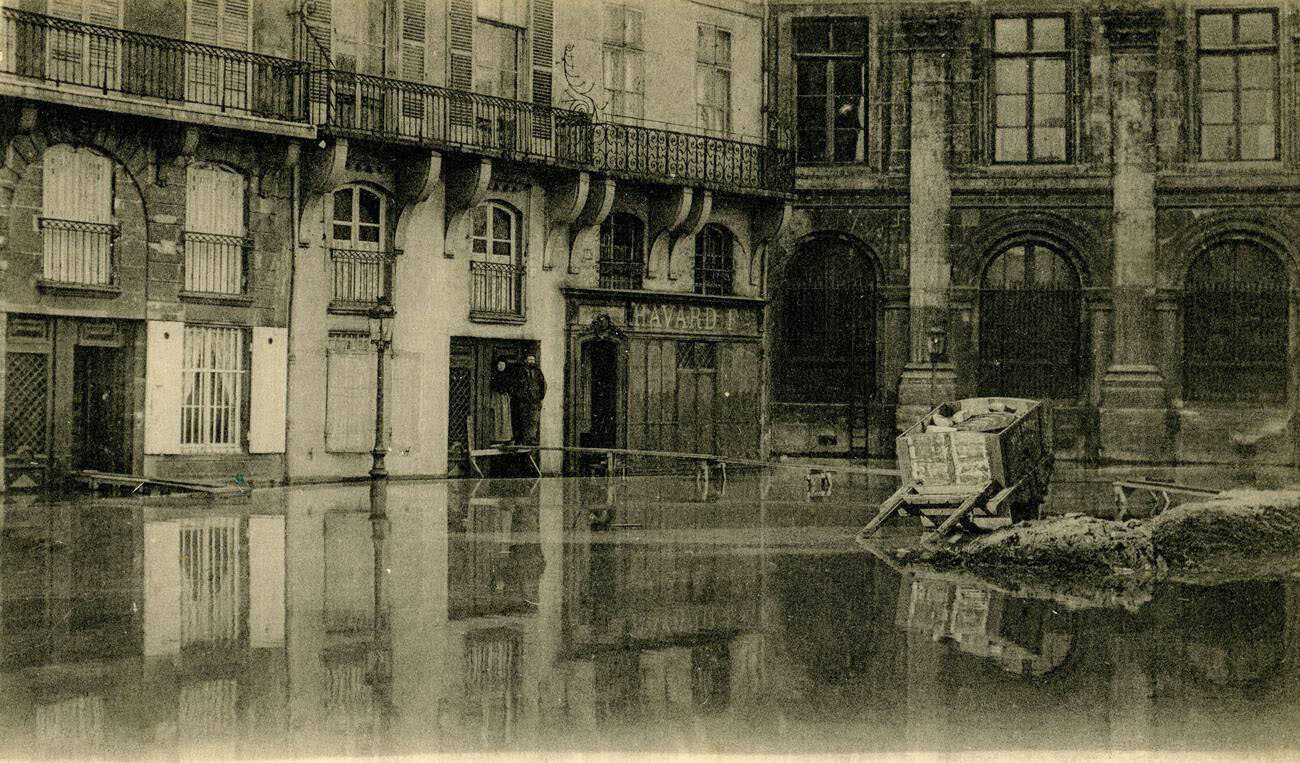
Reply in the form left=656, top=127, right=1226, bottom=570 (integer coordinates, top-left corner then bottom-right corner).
left=629, top=302, right=759, bottom=336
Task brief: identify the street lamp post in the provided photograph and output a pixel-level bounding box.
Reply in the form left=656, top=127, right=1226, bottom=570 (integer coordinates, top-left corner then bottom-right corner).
left=926, top=321, right=947, bottom=414
left=368, top=300, right=395, bottom=481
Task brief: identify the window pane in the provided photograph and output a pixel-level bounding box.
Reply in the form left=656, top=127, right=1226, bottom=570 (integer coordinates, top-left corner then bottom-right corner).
left=1241, top=125, right=1275, bottom=160
left=358, top=225, right=379, bottom=243
left=833, top=96, right=863, bottom=128
left=995, top=128, right=1028, bottom=161
left=832, top=129, right=861, bottom=162
left=996, top=95, right=1027, bottom=126
left=1032, top=17, right=1065, bottom=50
left=995, top=59, right=1028, bottom=94
left=1199, top=13, right=1233, bottom=47
left=1238, top=12, right=1274, bottom=45
left=359, top=190, right=380, bottom=225
left=1034, top=128, right=1067, bottom=161
left=603, top=6, right=623, bottom=43
left=1200, top=125, right=1234, bottom=160
left=1241, top=88, right=1274, bottom=125
left=994, top=18, right=1027, bottom=52
left=625, top=10, right=642, bottom=47
left=715, top=29, right=731, bottom=66
left=492, top=206, right=512, bottom=238
left=333, top=189, right=352, bottom=222
left=626, top=53, right=643, bottom=93
left=1199, top=56, right=1234, bottom=91
left=795, top=20, right=831, bottom=53
left=472, top=238, right=487, bottom=254
left=834, top=20, right=866, bottom=52
left=1240, top=54, right=1274, bottom=89
left=797, top=61, right=827, bottom=95
left=1035, top=93, right=1066, bottom=127
left=492, top=240, right=512, bottom=257
left=333, top=224, right=351, bottom=241
left=1200, top=91, right=1234, bottom=125
left=472, top=205, right=488, bottom=237
left=696, top=25, right=712, bottom=63
left=833, top=60, right=862, bottom=95
left=798, top=129, right=827, bottom=161
left=1033, top=59, right=1066, bottom=93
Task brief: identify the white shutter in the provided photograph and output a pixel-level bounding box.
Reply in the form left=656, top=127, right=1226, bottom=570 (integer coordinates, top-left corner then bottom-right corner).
left=42, top=145, right=75, bottom=219
left=247, top=515, right=285, bottom=647
left=187, top=164, right=244, bottom=235
left=325, top=349, right=375, bottom=452
left=249, top=326, right=287, bottom=453
left=220, top=0, right=251, bottom=50
left=84, top=0, right=120, bottom=27
left=188, top=0, right=221, bottom=45
left=143, top=521, right=181, bottom=656
left=145, top=321, right=185, bottom=454
left=80, top=151, right=112, bottom=223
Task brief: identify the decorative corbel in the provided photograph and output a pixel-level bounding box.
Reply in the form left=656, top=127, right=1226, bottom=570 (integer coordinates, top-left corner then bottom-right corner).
left=255, top=139, right=301, bottom=198
left=543, top=170, right=590, bottom=270
left=395, top=151, right=443, bottom=252
left=301, top=137, right=349, bottom=201
left=17, top=104, right=38, bottom=133
left=156, top=125, right=201, bottom=187
left=646, top=186, right=693, bottom=280
left=443, top=157, right=492, bottom=258
left=750, top=201, right=792, bottom=292
left=568, top=177, right=615, bottom=274
left=665, top=190, right=711, bottom=281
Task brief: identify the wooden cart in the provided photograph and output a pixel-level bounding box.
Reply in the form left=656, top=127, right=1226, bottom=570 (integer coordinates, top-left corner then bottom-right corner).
left=858, top=397, right=1054, bottom=542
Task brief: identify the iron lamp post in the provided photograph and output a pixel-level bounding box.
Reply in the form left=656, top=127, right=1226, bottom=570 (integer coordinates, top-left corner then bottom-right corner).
left=926, top=322, right=947, bottom=413
left=368, top=300, right=395, bottom=481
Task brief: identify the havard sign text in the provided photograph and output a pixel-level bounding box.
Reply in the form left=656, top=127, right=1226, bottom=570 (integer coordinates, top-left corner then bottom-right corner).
left=629, top=302, right=758, bottom=336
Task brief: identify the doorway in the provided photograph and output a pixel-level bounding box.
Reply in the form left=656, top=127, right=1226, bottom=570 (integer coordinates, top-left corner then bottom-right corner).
left=73, top=346, right=125, bottom=473
left=584, top=340, right=620, bottom=450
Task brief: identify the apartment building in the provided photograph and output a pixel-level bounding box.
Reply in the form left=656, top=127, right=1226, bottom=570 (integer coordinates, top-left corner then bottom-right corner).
left=767, top=1, right=1300, bottom=465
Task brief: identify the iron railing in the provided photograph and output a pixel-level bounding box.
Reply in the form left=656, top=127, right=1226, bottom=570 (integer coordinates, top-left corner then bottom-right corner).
left=310, top=69, right=592, bottom=164
left=469, top=260, right=525, bottom=318
left=592, top=122, right=794, bottom=193
left=40, top=217, right=117, bottom=286
left=1, top=8, right=308, bottom=122
left=183, top=231, right=251, bottom=295
left=597, top=259, right=644, bottom=290
left=329, top=248, right=396, bottom=311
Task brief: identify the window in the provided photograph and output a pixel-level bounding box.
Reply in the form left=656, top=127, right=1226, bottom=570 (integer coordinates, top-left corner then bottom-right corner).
left=694, top=224, right=734, bottom=295
left=47, top=0, right=121, bottom=89
left=1197, top=10, right=1277, bottom=161
left=181, top=325, right=246, bottom=449
left=187, top=0, right=252, bottom=108
left=677, top=341, right=717, bottom=370
left=992, top=15, right=1069, bottom=163
left=1184, top=241, right=1288, bottom=403
left=794, top=18, right=867, bottom=163
left=978, top=243, right=1081, bottom=399
left=469, top=201, right=524, bottom=317
left=598, top=213, right=645, bottom=289
left=330, top=186, right=391, bottom=308
left=184, top=163, right=246, bottom=295
left=41, top=145, right=115, bottom=286
left=696, top=23, right=731, bottom=133
left=776, top=238, right=876, bottom=404
left=475, top=20, right=520, bottom=99
left=603, top=5, right=645, bottom=119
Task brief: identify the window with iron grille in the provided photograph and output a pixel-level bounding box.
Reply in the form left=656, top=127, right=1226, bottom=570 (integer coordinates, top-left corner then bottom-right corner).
left=991, top=15, right=1070, bottom=163
left=598, top=213, right=645, bottom=289
left=1183, top=241, right=1288, bottom=403
left=469, top=201, right=525, bottom=317
left=181, top=325, right=246, bottom=450
left=603, top=4, right=644, bottom=120
left=977, top=243, right=1082, bottom=399
left=775, top=238, right=876, bottom=404
left=696, top=23, right=731, bottom=133
left=693, top=224, right=734, bottom=295
left=1197, top=10, right=1278, bottom=161
left=185, top=162, right=248, bottom=295
left=41, top=145, right=116, bottom=286
left=677, top=341, right=717, bottom=370
left=330, top=185, right=393, bottom=309
left=793, top=18, right=867, bottom=163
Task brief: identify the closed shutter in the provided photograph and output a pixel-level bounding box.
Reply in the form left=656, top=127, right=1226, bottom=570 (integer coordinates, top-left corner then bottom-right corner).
left=187, top=0, right=249, bottom=47
left=448, top=0, right=473, bottom=90
left=188, top=0, right=220, bottom=44
left=249, top=326, right=287, bottom=453
left=84, top=0, right=120, bottom=27
left=400, top=0, right=426, bottom=81
left=531, top=0, right=553, bottom=138
left=44, top=146, right=111, bottom=222
left=325, top=345, right=375, bottom=453
left=220, top=0, right=250, bottom=50
left=186, top=164, right=244, bottom=236
left=145, top=321, right=185, bottom=455
left=42, top=146, right=76, bottom=220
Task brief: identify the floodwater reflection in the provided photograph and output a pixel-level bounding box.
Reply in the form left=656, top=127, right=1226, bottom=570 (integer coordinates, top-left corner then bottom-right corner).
left=1, top=473, right=1299, bottom=756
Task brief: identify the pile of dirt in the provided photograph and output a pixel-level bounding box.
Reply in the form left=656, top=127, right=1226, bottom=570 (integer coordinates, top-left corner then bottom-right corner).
left=1150, top=489, right=1300, bottom=566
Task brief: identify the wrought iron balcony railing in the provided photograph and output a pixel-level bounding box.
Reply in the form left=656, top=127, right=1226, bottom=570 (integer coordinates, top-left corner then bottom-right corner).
left=329, top=248, right=396, bottom=313
left=310, top=69, right=592, bottom=165
left=1, top=8, right=308, bottom=122
left=40, top=217, right=117, bottom=286
left=182, top=231, right=252, bottom=295
left=597, top=259, right=645, bottom=291
left=592, top=122, right=794, bottom=194
left=469, top=260, right=525, bottom=319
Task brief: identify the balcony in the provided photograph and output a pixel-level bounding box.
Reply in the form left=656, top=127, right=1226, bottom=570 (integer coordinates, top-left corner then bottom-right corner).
left=328, top=248, right=396, bottom=314
left=310, top=69, right=591, bottom=166
left=38, top=217, right=119, bottom=295
left=0, top=8, right=309, bottom=129
left=591, top=123, right=793, bottom=196
left=469, top=260, right=525, bottom=322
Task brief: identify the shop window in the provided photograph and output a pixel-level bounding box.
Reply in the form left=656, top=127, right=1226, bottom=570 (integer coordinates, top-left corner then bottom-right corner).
left=1183, top=241, right=1288, bottom=403
left=794, top=17, right=867, bottom=163
left=184, top=163, right=247, bottom=295
left=598, top=213, right=645, bottom=289
left=978, top=243, right=1081, bottom=399
left=992, top=15, right=1069, bottom=163
left=1197, top=10, right=1278, bottom=161
left=470, top=201, right=525, bottom=318
left=696, top=23, right=731, bottom=133
left=775, top=237, right=876, bottom=404
left=181, top=325, right=246, bottom=450
left=603, top=4, right=645, bottom=119
left=694, top=224, right=735, bottom=295
left=329, top=185, right=393, bottom=310
left=41, top=145, right=116, bottom=286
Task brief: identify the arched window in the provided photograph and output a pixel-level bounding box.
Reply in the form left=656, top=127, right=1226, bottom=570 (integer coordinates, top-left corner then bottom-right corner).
left=1184, top=241, right=1289, bottom=403
left=598, top=213, right=644, bottom=289
left=41, top=145, right=115, bottom=285
left=469, top=201, right=524, bottom=317
left=329, top=185, right=390, bottom=309
left=776, top=237, right=876, bottom=403
left=694, top=224, right=734, bottom=295
left=978, top=243, right=1082, bottom=399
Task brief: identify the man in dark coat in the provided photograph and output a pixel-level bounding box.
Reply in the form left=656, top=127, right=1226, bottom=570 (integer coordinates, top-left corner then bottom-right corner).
left=509, top=354, right=546, bottom=445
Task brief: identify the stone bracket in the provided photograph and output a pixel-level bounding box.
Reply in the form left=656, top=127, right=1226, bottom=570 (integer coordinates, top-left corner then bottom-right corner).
left=749, top=201, right=792, bottom=290
left=648, top=188, right=712, bottom=281
left=544, top=170, right=590, bottom=270
left=443, top=157, right=492, bottom=258
left=394, top=150, right=442, bottom=252
left=302, top=137, right=349, bottom=202
left=155, top=125, right=201, bottom=187
left=568, top=177, right=615, bottom=274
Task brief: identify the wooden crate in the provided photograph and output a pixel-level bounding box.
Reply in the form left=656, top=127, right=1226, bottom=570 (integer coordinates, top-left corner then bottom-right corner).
left=897, top=397, right=1052, bottom=493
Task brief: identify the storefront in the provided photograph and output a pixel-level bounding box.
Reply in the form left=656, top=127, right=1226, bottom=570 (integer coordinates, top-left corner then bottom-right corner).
left=562, top=289, right=765, bottom=465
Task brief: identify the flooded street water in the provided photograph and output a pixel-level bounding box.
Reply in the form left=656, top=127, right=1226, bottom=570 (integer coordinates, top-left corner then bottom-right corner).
left=2, top=470, right=1299, bottom=758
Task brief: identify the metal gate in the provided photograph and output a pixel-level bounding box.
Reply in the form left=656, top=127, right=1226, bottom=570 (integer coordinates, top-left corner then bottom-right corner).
left=448, top=341, right=475, bottom=474
left=5, top=351, right=50, bottom=489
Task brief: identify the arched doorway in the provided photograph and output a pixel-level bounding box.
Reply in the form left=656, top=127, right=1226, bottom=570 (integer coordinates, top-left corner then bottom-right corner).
left=978, top=242, right=1083, bottom=400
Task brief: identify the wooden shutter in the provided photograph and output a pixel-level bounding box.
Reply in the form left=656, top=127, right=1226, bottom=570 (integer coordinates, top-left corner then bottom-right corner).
left=400, top=0, right=427, bottom=82
left=42, top=146, right=75, bottom=220
left=186, top=164, right=244, bottom=235
left=220, top=0, right=250, bottom=50
left=448, top=0, right=473, bottom=90
left=84, top=0, right=120, bottom=26
left=145, top=321, right=185, bottom=455
left=187, top=0, right=248, bottom=48
left=249, top=326, right=287, bottom=453
left=531, top=0, right=554, bottom=138
left=325, top=347, right=375, bottom=453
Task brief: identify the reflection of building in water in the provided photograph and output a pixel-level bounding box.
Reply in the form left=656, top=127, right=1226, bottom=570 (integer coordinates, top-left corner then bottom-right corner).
left=464, top=628, right=523, bottom=742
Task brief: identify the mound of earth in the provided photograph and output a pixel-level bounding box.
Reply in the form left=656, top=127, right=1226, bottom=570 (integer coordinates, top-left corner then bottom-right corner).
left=1150, top=489, right=1300, bottom=567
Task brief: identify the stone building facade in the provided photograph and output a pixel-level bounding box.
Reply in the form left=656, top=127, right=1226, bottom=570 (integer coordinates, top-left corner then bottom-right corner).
left=766, top=0, right=1300, bottom=465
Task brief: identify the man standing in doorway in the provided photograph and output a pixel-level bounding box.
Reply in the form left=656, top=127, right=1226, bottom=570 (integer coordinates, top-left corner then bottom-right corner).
left=510, top=354, right=546, bottom=446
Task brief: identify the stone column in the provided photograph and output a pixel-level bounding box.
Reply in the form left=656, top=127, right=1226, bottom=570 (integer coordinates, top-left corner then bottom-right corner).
left=897, top=13, right=961, bottom=430
left=1100, top=10, right=1169, bottom=462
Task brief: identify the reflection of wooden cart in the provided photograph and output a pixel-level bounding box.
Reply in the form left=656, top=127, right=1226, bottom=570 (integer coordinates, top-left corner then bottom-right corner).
left=858, top=397, right=1053, bottom=542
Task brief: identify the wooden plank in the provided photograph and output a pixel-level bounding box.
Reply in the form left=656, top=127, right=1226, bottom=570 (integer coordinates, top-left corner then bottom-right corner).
left=933, top=481, right=996, bottom=541
left=857, top=482, right=916, bottom=540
